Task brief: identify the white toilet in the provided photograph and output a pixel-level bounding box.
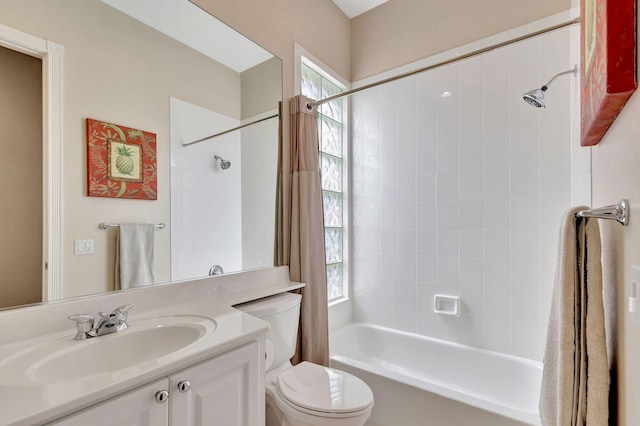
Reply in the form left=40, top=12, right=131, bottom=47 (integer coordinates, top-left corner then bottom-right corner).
left=236, top=292, right=373, bottom=426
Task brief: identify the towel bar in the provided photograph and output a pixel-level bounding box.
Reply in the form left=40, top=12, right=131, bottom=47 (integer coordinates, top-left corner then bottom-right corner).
left=576, top=199, right=629, bottom=226
left=98, top=223, right=166, bottom=230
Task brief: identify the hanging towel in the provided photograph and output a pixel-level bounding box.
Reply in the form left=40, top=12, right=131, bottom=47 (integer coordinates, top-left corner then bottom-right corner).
left=115, top=223, right=155, bottom=290
left=539, top=207, right=609, bottom=426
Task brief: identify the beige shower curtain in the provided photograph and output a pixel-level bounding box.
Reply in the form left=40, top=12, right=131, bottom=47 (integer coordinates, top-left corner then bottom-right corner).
left=284, top=95, right=329, bottom=366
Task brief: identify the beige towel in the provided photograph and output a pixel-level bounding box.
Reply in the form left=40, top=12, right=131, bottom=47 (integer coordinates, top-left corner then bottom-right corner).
left=115, top=223, right=155, bottom=290
left=539, top=207, right=609, bottom=425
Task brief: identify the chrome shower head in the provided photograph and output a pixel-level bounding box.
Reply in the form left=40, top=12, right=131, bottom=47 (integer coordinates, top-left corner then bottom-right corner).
left=213, top=155, right=231, bottom=170
left=522, top=65, right=577, bottom=108
left=523, top=88, right=547, bottom=108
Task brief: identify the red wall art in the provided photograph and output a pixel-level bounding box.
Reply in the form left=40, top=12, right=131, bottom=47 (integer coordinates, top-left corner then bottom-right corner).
left=581, top=0, right=637, bottom=146
left=86, top=118, right=157, bottom=200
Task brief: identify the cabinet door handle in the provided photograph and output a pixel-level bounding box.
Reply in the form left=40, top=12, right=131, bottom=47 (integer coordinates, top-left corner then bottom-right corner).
left=177, top=380, right=191, bottom=393
left=155, top=390, right=170, bottom=404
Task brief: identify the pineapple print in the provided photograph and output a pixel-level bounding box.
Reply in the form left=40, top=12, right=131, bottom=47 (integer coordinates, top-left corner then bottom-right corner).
left=115, top=145, right=135, bottom=176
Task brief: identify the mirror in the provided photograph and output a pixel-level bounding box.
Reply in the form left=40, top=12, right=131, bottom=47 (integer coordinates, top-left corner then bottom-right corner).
left=0, top=0, right=282, bottom=310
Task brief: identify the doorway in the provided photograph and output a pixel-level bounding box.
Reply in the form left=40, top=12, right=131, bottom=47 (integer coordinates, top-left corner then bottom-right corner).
left=0, top=45, right=43, bottom=308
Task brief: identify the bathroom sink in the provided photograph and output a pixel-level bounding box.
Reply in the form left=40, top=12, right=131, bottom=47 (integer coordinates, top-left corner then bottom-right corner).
left=0, top=315, right=216, bottom=385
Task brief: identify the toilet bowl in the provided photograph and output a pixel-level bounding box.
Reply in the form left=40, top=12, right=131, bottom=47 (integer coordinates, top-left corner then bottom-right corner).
left=235, top=293, right=373, bottom=426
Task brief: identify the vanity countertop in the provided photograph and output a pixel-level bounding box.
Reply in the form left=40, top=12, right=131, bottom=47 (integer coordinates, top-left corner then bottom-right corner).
left=0, top=266, right=303, bottom=425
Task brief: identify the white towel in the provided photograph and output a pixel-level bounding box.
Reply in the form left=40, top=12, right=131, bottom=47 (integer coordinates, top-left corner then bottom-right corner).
left=115, top=223, right=155, bottom=290
left=539, top=207, right=609, bottom=426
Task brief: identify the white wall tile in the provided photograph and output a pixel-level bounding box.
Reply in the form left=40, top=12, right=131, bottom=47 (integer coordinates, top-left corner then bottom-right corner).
left=460, top=228, right=483, bottom=258
left=437, top=173, right=458, bottom=201
left=380, top=277, right=397, bottom=303
left=459, top=199, right=483, bottom=228
left=459, top=257, right=483, bottom=287
left=437, top=200, right=458, bottom=228
left=438, top=228, right=459, bottom=256
left=458, top=56, right=482, bottom=85
left=437, top=256, right=459, bottom=285
left=417, top=255, right=436, bottom=282
left=379, top=254, right=397, bottom=279
left=510, top=260, right=540, bottom=294
left=417, top=228, right=436, bottom=256
left=510, top=228, right=539, bottom=260
left=397, top=279, right=417, bottom=306
left=379, top=228, right=397, bottom=253
left=398, top=228, right=417, bottom=254
left=417, top=174, right=436, bottom=202
left=483, top=198, right=510, bottom=228
left=417, top=202, right=436, bottom=228
left=397, top=255, right=417, bottom=281
left=379, top=81, right=397, bottom=105
left=436, top=63, right=458, bottom=91
left=398, top=75, right=417, bottom=100
left=348, top=25, right=575, bottom=362
left=398, top=175, right=416, bottom=202
left=484, top=259, right=510, bottom=290
left=379, top=203, right=398, bottom=228
left=415, top=70, right=436, bottom=96
left=436, top=93, right=459, bottom=174
left=416, top=282, right=436, bottom=309
left=482, top=46, right=509, bottom=78
left=511, top=292, right=540, bottom=327
left=484, top=228, right=509, bottom=258
left=484, top=289, right=510, bottom=321
left=398, top=202, right=417, bottom=228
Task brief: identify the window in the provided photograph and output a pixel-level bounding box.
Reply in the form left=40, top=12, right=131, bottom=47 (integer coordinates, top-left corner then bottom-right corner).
left=300, top=58, right=347, bottom=302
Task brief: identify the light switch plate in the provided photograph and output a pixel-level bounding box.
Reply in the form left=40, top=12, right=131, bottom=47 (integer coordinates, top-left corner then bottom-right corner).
left=630, top=266, right=640, bottom=329
left=74, top=239, right=94, bottom=255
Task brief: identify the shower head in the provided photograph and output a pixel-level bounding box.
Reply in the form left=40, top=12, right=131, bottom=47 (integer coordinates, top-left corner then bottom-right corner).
left=522, top=65, right=577, bottom=108
left=213, top=155, right=231, bottom=170
left=523, top=88, right=547, bottom=108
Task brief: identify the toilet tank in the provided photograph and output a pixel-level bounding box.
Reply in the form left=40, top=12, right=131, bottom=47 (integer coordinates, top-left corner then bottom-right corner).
left=234, top=292, right=301, bottom=371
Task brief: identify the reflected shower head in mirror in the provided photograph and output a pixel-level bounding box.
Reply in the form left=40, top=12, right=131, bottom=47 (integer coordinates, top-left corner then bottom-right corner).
left=213, top=155, right=231, bottom=170
left=522, top=65, right=578, bottom=108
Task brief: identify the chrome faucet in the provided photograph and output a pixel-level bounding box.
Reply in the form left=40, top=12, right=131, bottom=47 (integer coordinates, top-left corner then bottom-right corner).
left=68, top=304, right=134, bottom=340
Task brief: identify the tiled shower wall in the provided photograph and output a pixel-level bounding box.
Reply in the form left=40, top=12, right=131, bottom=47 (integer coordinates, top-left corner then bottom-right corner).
left=350, top=25, right=588, bottom=361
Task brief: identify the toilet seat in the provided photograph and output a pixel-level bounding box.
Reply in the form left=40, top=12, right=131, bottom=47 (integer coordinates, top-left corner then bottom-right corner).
left=275, top=362, right=373, bottom=418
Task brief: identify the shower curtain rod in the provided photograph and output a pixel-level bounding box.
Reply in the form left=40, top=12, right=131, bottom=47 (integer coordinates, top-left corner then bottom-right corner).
left=182, top=110, right=280, bottom=147
left=307, top=17, right=580, bottom=108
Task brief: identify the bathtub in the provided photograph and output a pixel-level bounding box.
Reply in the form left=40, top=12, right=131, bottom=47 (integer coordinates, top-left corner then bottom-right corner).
left=329, top=323, right=542, bottom=426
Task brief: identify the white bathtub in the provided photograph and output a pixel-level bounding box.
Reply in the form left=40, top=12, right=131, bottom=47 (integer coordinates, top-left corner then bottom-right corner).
left=330, top=323, right=542, bottom=426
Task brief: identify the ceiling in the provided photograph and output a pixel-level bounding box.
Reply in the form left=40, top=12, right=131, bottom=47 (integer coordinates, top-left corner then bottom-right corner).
left=332, top=0, right=388, bottom=18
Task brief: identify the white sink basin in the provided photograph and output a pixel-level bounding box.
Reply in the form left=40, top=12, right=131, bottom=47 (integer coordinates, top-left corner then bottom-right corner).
left=0, top=315, right=216, bottom=384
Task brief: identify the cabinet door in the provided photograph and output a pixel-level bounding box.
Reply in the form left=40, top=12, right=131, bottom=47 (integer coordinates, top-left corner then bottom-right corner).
left=170, top=341, right=264, bottom=426
left=47, top=378, right=170, bottom=426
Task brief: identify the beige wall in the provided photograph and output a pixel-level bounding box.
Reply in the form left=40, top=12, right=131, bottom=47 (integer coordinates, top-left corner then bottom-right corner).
left=0, top=46, right=42, bottom=309
left=193, top=0, right=351, bottom=100
left=241, top=57, right=282, bottom=119
left=590, top=6, right=640, bottom=423
left=0, top=0, right=241, bottom=299
left=351, top=0, right=573, bottom=80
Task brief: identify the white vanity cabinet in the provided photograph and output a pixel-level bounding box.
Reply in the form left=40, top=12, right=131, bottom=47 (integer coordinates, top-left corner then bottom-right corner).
left=48, top=341, right=263, bottom=426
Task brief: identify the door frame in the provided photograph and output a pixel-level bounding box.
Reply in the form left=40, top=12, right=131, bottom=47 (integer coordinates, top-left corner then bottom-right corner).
left=0, top=23, right=63, bottom=301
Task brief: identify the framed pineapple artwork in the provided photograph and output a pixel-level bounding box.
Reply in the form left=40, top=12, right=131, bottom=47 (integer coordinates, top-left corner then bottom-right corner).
left=86, top=118, right=157, bottom=200
left=580, top=0, right=637, bottom=146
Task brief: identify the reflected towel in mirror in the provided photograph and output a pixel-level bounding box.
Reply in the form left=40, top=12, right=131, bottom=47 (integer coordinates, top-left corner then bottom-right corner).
left=115, top=224, right=155, bottom=290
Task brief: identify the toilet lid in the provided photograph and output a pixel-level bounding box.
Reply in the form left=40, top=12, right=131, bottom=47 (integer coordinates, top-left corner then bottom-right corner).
left=277, top=362, right=373, bottom=414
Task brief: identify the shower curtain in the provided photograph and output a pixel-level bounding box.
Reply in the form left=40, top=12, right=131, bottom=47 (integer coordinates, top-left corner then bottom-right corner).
left=287, top=95, right=329, bottom=366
